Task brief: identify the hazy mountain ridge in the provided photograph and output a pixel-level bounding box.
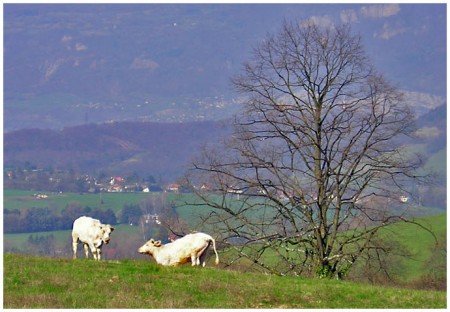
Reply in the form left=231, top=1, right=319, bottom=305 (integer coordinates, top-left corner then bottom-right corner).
left=4, top=4, right=275, bottom=130
left=4, top=4, right=446, bottom=131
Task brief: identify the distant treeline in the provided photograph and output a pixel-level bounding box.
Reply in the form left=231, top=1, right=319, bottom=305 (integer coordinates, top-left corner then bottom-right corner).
left=4, top=202, right=164, bottom=234
left=4, top=206, right=117, bottom=234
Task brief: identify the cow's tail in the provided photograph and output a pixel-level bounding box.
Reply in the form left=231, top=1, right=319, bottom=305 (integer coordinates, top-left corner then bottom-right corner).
left=211, top=238, right=219, bottom=265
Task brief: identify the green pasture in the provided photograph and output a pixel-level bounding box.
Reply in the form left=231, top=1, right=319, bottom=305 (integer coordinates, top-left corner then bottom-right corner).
left=4, top=212, right=446, bottom=283
left=4, top=189, right=443, bottom=218
left=4, top=229, right=70, bottom=252
left=4, top=189, right=446, bottom=283
left=379, top=213, right=447, bottom=281
left=4, top=190, right=214, bottom=221
left=218, top=213, right=446, bottom=281
left=3, top=253, right=446, bottom=309
left=3, top=189, right=192, bottom=214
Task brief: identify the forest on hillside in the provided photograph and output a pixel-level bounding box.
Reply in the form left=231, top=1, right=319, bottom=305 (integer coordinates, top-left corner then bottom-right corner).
left=4, top=120, right=231, bottom=181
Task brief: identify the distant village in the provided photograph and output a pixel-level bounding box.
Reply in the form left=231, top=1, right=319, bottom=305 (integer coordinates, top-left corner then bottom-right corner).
left=4, top=166, right=183, bottom=194
left=5, top=166, right=412, bottom=205
left=92, top=176, right=181, bottom=194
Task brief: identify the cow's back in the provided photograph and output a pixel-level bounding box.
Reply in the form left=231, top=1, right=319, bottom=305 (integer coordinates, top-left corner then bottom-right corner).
left=165, top=232, right=213, bottom=263
left=72, top=216, right=101, bottom=241
left=174, top=232, right=213, bottom=249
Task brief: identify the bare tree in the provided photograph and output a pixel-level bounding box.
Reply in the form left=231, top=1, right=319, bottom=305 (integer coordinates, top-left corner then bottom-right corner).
left=185, top=20, right=429, bottom=278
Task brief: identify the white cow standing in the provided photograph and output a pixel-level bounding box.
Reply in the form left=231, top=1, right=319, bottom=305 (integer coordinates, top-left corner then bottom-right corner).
left=72, top=216, right=115, bottom=261
left=138, top=232, right=219, bottom=267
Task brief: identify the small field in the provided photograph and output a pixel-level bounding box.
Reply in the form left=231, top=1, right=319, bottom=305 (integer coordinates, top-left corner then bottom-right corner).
left=4, top=188, right=444, bottom=220
left=3, top=189, right=165, bottom=213
left=3, top=253, right=446, bottom=309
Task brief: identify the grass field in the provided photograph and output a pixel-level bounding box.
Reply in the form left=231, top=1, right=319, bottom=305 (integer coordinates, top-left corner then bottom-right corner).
left=3, top=189, right=214, bottom=231
left=4, top=189, right=446, bottom=287
left=3, top=253, right=446, bottom=309
left=4, top=213, right=446, bottom=283
left=378, top=213, right=446, bottom=281
left=5, top=188, right=444, bottom=216
left=3, top=189, right=166, bottom=213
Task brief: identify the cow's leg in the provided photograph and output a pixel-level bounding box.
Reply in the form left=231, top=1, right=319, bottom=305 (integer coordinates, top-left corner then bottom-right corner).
left=92, top=248, right=98, bottom=261
left=193, top=250, right=206, bottom=266
left=190, top=253, right=200, bottom=266
left=97, top=248, right=102, bottom=261
left=190, top=252, right=202, bottom=266
left=84, top=243, right=90, bottom=259
left=89, top=244, right=99, bottom=261
left=72, top=235, right=78, bottom=259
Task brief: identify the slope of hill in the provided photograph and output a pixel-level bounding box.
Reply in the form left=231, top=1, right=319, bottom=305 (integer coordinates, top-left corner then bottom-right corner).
left=4, top=190, right=446, bottom=284
left=4, top=120, right=231, bottom=180
left=3, top=253, right=445, bottom=309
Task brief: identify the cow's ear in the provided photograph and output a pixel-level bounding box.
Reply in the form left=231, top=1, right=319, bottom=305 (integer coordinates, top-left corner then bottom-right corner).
left=110, top=226, right=115, bottom=232
left=149, top=239, right=154, bottom=244
left=154, top=240, right=162, bottom=247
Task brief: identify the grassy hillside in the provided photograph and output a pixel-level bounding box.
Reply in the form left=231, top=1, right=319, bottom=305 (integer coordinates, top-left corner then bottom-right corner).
left=3, top=253, right=446, bottom=309
left=379, top=213, right=446, bottom=281
left=4, top=200, right=446, bottom=281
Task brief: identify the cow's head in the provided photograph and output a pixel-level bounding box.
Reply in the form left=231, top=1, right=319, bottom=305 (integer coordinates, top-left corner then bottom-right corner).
left=138, top=239, right=162, bottom=255
left=100, top=224, right=115, bottom=244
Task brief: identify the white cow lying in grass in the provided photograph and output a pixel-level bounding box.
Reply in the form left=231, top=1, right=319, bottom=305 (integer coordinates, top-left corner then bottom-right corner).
left=72, top=216, right=115, bottom=261
left=138, top=232, right=219, bottom=267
